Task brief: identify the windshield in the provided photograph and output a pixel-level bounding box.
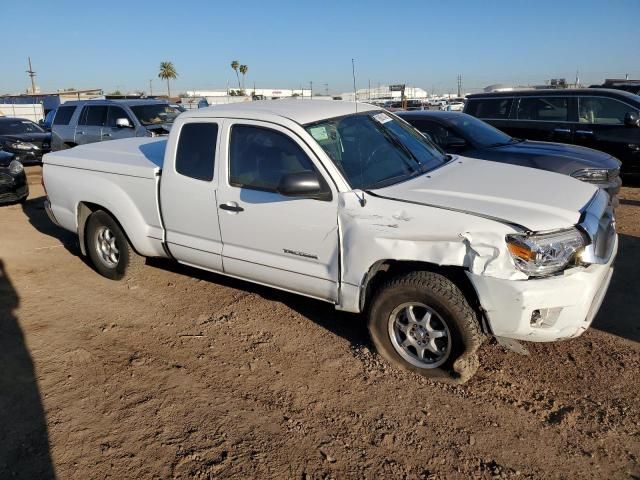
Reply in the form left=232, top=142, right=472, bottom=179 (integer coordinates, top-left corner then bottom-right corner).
left=305, top=111, right=448, bottom=190
left=447, top=114, right=514, bottom=147
left=0, top=119, right=45, bottom=135
left=130, top=104, right=181, bottom=126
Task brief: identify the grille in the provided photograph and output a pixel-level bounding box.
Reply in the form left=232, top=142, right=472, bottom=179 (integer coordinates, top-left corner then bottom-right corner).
left=579, top=190, right=616, bottom=264
left=0, top=173, right=13, bottom=185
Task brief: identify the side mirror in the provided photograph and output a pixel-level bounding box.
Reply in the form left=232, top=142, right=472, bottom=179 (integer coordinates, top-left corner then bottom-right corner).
left=444, top=136, right=467, bottom=150
left=624, top=111, right=640, bottom=127
left=277, top=170, right=331, bottom=201
left=115, top=118, right=133, bottom=128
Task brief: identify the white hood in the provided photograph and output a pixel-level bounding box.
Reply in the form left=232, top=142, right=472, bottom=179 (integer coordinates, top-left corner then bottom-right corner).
left=372, top=156, right=597, bottom=232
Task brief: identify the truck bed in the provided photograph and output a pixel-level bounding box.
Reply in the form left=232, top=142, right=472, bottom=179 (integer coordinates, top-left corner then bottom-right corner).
left=43, top=137, right=168, bottom=259
left=45, top=137, right=166, bottom=178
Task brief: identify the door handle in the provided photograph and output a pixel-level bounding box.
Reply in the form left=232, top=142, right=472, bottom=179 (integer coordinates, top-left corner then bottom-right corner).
left=576, top=129, right=594, bottom=135
left=102, top=133, right=112, bottom=137
left=219, top=203, right=244, bottom=213
left=76, top=131, right=85, bottom=135
left=553, top=128, right=571, bottom=133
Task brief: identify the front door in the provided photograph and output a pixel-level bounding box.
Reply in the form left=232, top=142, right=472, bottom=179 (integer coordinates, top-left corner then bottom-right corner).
left=217, top=120, right=339, bottom=301
left=159, top=120, right=223, bottom=271
left=575, top=96, right=640, bottom=173
left=101, top=106, right=136, bottom=142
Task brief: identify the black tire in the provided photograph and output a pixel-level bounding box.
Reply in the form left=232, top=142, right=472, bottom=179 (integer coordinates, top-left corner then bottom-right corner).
left=368, top=271, right=483, bottom=382
left=85, top=210, right=142, bottom=280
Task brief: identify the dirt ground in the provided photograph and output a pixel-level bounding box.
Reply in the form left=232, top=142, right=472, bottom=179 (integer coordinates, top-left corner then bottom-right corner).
left=1, top=166, right=638, bottom=479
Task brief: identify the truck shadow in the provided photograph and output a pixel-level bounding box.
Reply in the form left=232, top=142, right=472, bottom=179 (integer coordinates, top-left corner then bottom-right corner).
left=0, top=260, right=56, bottom=479
left=20, top=195, right=80, bottom=257
left=592, top=233, right=640, bottom=343
left=145, top=257, right=370, bottom=349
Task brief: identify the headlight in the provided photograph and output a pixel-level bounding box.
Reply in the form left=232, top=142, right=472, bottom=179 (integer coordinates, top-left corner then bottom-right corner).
left=506, top=228, right=586, bottom=277
left=571, top=168, right=609, bottom=183
left=8, top=160, right=24, bottom=175
left=5, top=141, right=37, bottom=151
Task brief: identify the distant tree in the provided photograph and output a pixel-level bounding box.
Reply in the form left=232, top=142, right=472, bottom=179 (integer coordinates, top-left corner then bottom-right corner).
left=239, top=64, right=248, bottom=90
left=229, top=90, right=237, bottom=96
left=109, top=90, right=122, bottom=96
left=230, top=60, right=241, bottom=89
left=158, top=61, right=178, bottom=98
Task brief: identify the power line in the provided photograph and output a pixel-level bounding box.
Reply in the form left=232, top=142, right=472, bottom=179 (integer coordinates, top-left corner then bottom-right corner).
left=26, top=57, right=36, bottom=94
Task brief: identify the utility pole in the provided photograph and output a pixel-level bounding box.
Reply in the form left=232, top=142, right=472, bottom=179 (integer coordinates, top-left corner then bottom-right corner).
left=324, top=83, right=329, bottom=96
left=26, top=57, right=37, bottom=94
left=310, top=81, right=313, bottom=99
left=149, top=79, right=153, bottom=96
left=456, top=74, right=462, bottom=98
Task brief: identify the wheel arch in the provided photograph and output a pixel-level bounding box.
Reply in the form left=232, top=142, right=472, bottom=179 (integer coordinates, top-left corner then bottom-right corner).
left=77, top=202, right=138, bottom=257
left=359, top=259, right=490, bottom=334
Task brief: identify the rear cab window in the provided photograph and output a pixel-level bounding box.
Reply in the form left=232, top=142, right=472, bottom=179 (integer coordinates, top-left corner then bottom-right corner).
left=175, top=123, right=218, bottom=181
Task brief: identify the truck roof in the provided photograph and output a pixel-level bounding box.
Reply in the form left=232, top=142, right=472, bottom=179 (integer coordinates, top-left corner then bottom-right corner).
left=183, top=99, right=378, bottom=125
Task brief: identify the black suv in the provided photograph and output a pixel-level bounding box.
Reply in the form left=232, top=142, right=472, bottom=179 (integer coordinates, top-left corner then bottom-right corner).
left=464, top=89, right=640, bottom=174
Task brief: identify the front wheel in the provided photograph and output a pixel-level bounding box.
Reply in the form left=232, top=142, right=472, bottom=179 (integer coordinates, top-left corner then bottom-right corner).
left=368, top=271, right=483, bottom=382
left=85, top=210, right=142, bottom=280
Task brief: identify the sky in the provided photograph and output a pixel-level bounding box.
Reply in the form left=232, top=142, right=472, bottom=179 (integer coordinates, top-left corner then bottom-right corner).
left=2, top=0, right=639, bottom=96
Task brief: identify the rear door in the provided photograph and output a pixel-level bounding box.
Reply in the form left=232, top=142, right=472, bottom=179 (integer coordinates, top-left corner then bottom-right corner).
left=217, top=120, right=339, bottom=301
left=510, top=96, right=573, bottom=142
left=75, top=105, right=106, bottom=145
left=159, top=118, right=223, bottom=271
left=101, top=106, right=136, bottom=142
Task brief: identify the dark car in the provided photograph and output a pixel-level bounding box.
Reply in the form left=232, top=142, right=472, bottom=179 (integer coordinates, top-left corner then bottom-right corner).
left=0, top=117, right=51, bottom=165
left=463, top=88, right=640, bottom=175
left=0, top=150, right=28, bottom=204
left=398, top=110, right=621, bottom=203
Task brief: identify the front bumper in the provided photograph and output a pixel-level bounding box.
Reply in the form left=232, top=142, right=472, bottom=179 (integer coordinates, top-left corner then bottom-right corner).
left=467, top=234, right=617, bottom=342
left=0, top=171, right=28, bottom=204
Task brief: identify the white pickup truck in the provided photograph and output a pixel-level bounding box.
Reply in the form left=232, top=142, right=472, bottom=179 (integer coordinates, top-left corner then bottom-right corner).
left=43, top=100, right=617, bottom=381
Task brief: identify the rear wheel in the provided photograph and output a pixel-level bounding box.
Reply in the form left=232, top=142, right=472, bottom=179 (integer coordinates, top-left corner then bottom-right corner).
left=368, top=271, right=483, bottom=382
left=85, top=210, right=142, bottom=280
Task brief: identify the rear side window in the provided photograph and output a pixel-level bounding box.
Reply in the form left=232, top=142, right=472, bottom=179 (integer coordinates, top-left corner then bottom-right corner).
left=517, top=97, right=569, bottom=121
left=466, top=98, right=513, bottom=119
left=80, top=106, right=108, bottom=126
left=175, top=123, right=218, bottom=181
left=229, top=125, right=315, bottom=192
left=579, top=97, right=638, bottom=125
left=53, top=106, right=76, bottom=125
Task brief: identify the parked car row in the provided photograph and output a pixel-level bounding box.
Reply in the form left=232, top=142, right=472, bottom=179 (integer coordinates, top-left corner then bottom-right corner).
left=50, top=99, right=181, bottom=151
left=463, top=88, right=640, bottom=175
left=398, top=111, right=621, bottom=205
left=0, top=150, right=28, bottom=204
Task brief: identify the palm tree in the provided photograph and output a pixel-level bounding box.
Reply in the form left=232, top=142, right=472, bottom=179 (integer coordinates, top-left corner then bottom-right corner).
left=230, top=60, right=241, bottom=90
left=158, top=61, right=178, bottom=98
left=239, top=64, right=248, bottom=91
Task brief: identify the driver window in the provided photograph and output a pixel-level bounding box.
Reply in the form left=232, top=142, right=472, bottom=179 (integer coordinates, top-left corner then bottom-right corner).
left=106, top=107, right=132, bottom=128
left=229, top=125, right=316, bottom=192
left=579, top=97, right=636, bottom=125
